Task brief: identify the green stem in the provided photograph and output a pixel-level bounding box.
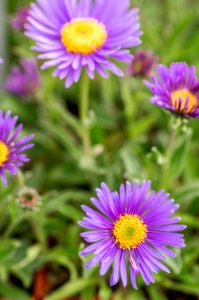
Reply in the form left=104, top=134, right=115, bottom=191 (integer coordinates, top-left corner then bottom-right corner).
left=31, top=211, right=47, bottom=252
left=80, top=71, right=91, bottom=156
left=16, top=170, right=25, bottom=188
left=121, top=78, right=136, bottom=137
left=159, top=119, right=179, bottom=189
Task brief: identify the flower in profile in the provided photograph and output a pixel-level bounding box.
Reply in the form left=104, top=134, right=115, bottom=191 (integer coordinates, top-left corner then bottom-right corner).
left=10, top=6, right=29, bottom=31
left=4, top=58, right=40, bottom=98
left=0, top=111, right=34, bottom=187
left=25, top=0, right=142, bottom=88
left=127, top=50, right=158, bottom=78
left=79, top=181, right=186, bottom=287
left=144, top=62, right=199, bottom=118
left=17, top=187, right=41, bottom=210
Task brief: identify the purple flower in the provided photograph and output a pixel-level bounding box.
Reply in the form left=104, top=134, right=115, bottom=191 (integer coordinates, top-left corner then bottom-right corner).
left=144, top=62, right=199, bottom=118
left=0, top=58, right=3, bottom=64
left=79, top=181, right=186, bottom=287
left=127, top=50, right=158, bottom=78
left=4, top=58, right=40, bottom=98
left=0, top=111, right=34, bottom=187
left=10, top=6, right=29, bottom=31
left=25, top=0, right=142, bottom=88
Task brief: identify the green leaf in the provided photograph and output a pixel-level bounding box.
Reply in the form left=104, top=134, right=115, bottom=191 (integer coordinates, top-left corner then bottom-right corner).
left=58, top=204, right=83, bottom=222
left=98, top=283, right=112, bottom=300
left=0, top=282, right=30, bottom=299
left=46, top=278, right=96, bottom=300
left=162, top=280, right=199, bottom=296
left=170, top=128, right=192, bottom=179
left=147, top=285, right=169, bottom=300
left=165, top=249, right=183, bottom=275
left=45, top=247, right=78, bottom=280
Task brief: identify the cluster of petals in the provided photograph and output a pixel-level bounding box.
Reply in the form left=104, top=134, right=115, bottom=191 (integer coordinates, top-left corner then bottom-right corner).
left=144, top=62, right=199, bottom=118
left=5, top=58, right=40, bottom=97
left=79, top=181, right=186, bottom=287
left=25, top=0, right=142, bottom=87
left=0, top=111, right=34, bottom=186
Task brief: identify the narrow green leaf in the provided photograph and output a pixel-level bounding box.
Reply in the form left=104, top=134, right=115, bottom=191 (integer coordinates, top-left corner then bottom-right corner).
left=46, top=278, right=96, bottom=300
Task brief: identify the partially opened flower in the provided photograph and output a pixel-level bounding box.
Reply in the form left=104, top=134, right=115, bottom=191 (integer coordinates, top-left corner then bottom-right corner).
left=11, top=6, right=29, bottom=31
left=127, top=50, right=158, bottom=78
left=0, top=111, right=34, bottom=187
left=79, top=181, right=186, bottom=287
left=4, top=58, right=40, bottom=98
left=17, top=186, right=41, bottom=210
left=25, top=0, right=141, bottom=87
left=144, top=62, right=199, bottom=118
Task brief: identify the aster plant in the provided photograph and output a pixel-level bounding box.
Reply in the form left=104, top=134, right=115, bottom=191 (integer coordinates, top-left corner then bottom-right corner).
left=79, top=181, right=186, bottom=287
left=0, top=111, right=34, bottom=187
left=10, top=6, right=29, bottom=31
left=17, top=186, right=41, bottom=210
left=127, top=49, right=158, bottom=78
left=25, top=0, right=142, bottom=88
left=4, top=58, right=40, bottom=98
left=144, top=62, right=199, bottom=118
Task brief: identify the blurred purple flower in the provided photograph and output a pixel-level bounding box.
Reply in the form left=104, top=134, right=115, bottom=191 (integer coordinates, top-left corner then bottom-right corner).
left=0, top=58, right=3, bottom=64
left=4, top=58, right=40, bottom=97
left=79, top=181, right=186, bottom=287
left=10, top=6, right=29, bottom=31
left=25, top=0, right=142, bottom=88
left=144, top=62, right=199, bottom=118
left=127, top=50, right=158, bottom=78
left=0, top=111, right=34, bottom=187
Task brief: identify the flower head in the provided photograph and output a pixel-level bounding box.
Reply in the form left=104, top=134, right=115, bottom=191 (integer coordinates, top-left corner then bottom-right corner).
left=4, top=58, right=40, bottom=98
left=11, top=6, right=29, bottom=31
left=0, top=111, right=34, bottom=187
left=144, top=62, right=199, bottom=118
left=128, top=50, right=158, bottom=78
left=79, top=181, right=186, bottom=288
left=17, top=187, right=41, bottom=210
left=25, top=0, right=142, bottom=87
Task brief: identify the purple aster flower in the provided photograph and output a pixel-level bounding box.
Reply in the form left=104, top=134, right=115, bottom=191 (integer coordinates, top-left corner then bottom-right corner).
left=10, top=6, right=29, bottom=31
left=4, top=58, right=40, bottom=98
left=127, top=50, right=158, bottom=78
left=0, top=111, right=34, bottom=187
left=79, top=181, right=186, bottom=288
left=25, top=0, right=142, bottom=88
left=144, top=62, right=199, bottom=118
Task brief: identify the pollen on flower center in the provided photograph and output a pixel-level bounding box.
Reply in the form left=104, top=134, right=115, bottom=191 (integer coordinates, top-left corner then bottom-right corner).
left=113, top=214, right=147, bottom=250
left=0, top=141, right=9, bottom=166
left=171, top=88, right=198, bottom=113
left=61, top=18, right=107, bottom=55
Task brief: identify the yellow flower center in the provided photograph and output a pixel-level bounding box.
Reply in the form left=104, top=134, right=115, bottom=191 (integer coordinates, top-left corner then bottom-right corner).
left=0, top=141, right=9, bottom=166
left=171, top=88, right=198, bottom=113
left=61, top=18, right=107, bottom=55
left=134, top=61, right=142, bottom=73
left=113, top=214, right=147, bottom=250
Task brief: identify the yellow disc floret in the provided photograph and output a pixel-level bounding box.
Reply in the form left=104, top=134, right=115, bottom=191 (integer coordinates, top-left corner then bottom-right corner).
left=0, top=141, right=9, bottom=166
left=171, top=88, right=198, bottom=113
left=61, top=18, right=107, bottom=55
left=113, top=214, right=147, bottom=250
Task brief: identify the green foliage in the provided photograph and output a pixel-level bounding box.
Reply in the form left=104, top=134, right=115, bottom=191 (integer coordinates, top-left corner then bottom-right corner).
left=0, top=0, right=199, bottom=298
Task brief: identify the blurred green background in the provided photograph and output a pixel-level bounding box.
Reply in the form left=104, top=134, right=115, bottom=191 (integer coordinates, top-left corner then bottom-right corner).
left=0, top=0, right=199, bottom=299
